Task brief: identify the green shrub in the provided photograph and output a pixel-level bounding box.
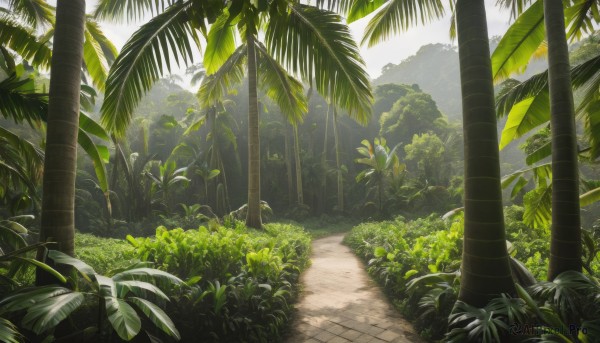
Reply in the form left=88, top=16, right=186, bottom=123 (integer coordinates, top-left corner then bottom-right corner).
left=74, top=233, right=135, bottom=275
left=126, top=221, right=311, bottom=342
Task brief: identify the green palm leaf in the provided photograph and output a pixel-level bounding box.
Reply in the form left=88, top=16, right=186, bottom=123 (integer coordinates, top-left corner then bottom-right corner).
left=203, top=10, right=236, bottom=74
left=129, top=297, right=180, bottom=340
left=347, top=0, right=388, bottom=23
left=580, top=186, right=600, bottom=207
left=255, top=42, right=307, bottom=124
left=6, top=0, right=55, bottom=29
left=101, top=1, right=199, bottom=136
left=0, top=317, right=21, bottom=343
left=496, top=0, right=535, bottom=20
left=0, top=286, right=71, bottom=312
left=360, top=0, right=445, bottom=48
left=21, top=292, right=84, bottom=335
left=198, top=44, right=246, bottom=108
left=79, top=112, right=110, bottom=141
left=48, top=250, right=96, bottom=280
left=0, top=16, right=52, bottom=69
left=523, top=183, right=552, bottom=228
left=93, top=0, right=171, bottom=23
left=0, top=74, right=47, bottom=125
left=565, top=0, right=600, bottom=41
left=78, top=130, right=109, bottom=193
left=525, top=139, right=552, bottom=165
left=496, top=71, right=548, bottom=119
left=499, top=91, right=550, bottom=149
left=490, top=1, right=545, bottom=82
left=115, top=280, right=169, bottom=301
left=83, top=18, right=118, bottom=91
left=266, top=4, right=372, bottom=123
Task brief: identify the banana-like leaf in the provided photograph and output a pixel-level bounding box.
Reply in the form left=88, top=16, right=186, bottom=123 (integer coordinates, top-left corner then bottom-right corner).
left=359, top=0, right=445, bottom=48
left=115, top=280, right=169, bottom=301
left=523, top=184, right=552, bottom=229
left=526, top=140, right=552, bottom=165
left=580, top=186, right=600, bottom=207
left=15, top=257, right=67, bottom=284
left=79, top=112, right=110, bottom=141
left=128, top=297, right=180, bottom=340
left=347, top=0, right=388, bottom=23
left=266, top=3, right=372, bottom=123
left=203, top=10, right=236, bottom=74
left=499, top=92, right=550, bottom=150
left=0, top=285, right=71, bottom=311
left=47, top=250, right=96, bottom=280
left=112, top=268, right=183, bottom=286
left=491, top=1, right=545, bottom=82
left=255, top=42, right=307, bottom=124
left=101, top=1, right=199, bottom=136
left=198, top=45, right=246, bottom=108
left=0, top=224, right=27, bottom=249
left=105, top=297, right=141, bottom=341
left=0, top=317, right=21, bottom=343
left=0, top=16, right=52, bottom=69
left=78, top=130, right=109, bottom=193
left=22, top=292, right=84, bottom=335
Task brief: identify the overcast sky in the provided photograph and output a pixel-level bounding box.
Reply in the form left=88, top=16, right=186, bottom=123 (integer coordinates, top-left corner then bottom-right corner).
left=80, top=0, right=513, bottom=80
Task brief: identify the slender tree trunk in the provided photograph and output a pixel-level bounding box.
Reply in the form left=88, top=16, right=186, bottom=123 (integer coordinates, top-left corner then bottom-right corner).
left=245, top=33, right=262, bottom=228
left=293, top=125, right=304, bottom=205
left=332, top=108, right=344, bottom=212
left=320, top=102, right=330, bottom=213
left=544, top=0, right=581, bottom=280
left=285, top=124, right=294, bottom=207
left=455, top=0, right=515, bottom=306
left=37, top=0, right=86, bottom=260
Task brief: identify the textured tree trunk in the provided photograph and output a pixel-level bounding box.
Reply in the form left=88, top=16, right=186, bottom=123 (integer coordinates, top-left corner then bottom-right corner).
left=38, top=0, right=86, bottom=259
left=284, top=124, right=294, bottom=207
left=544, top=0, right=582, bottom=280
left=293, top=125, right=304, bottom=205
left=455, top=0, right=515, bottom=306
left=332, top=109, right=344, bottom=212
left=245, top=33, right=262, bottom=229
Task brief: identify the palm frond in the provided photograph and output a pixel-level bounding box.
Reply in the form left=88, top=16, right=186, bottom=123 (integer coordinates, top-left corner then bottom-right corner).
left=93, top=0, right=171, bottom=23
left=255, top=41, right=307, bottom=124
left=499, top=91, right=549, bottom=149
left=523, top=183, right=552, bottom=229
left=0, top=73, right=47, bottom=126
left=266, top=4, right=372, bottom=123
left=496, top=71, right=548, bottom=118
left=203, top=11, right=236, bottom=74
left=198, top=44, right=246, bottom=108
left=580, top=185, right=600, bottom=207
left=490, top=0, right=545, bottom=82
left=315, top=0, right=356, bottom=14
left=565, top=0, right=599, bottom=42
left=347, top=0, right=388, bottom=23
left=6, top=0, right=55, bottom=28
left=101, top=1, right=199, bottom=136
left=0, top=15, right=52, bottom=70
left=495, top=0, right=535, bottom=20
left=360, top=0, right=445, bottom=48
left=83, top=19, right=117, bottom=92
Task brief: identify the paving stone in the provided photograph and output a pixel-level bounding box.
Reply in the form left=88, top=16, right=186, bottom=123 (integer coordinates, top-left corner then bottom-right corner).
left=284, top=234, right=425, bottom=343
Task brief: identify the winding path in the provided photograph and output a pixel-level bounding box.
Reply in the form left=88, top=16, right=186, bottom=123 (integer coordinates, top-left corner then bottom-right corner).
left=286, top=234, right=424, bottom=343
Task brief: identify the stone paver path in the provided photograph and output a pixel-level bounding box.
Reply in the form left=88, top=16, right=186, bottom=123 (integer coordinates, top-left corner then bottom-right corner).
left=286, top=234, right=424, bottom=343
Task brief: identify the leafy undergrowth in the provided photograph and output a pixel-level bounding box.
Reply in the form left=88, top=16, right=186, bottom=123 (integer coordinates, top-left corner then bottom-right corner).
left=344, top=209, right=600, bottom=342
left=75, top=233, right=136, bottom=275
left=126, top=220, right=311, bottom=342
left=274, top=215, right=358, bottom=239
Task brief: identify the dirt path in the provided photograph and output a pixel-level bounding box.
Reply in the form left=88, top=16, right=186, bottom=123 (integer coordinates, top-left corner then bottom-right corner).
left=286, top=234, right=424, bottom=343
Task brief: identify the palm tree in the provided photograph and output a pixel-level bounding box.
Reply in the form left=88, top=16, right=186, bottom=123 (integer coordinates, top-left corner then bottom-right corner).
left=349, top=0, right=516, bottom=305
left=97, top=0, right=372, bottom=229
left=38, top=0, right=86, bottom=260
left=453, top=0, right=516, bottom=306
left=544, top=1, right=581, bottom=279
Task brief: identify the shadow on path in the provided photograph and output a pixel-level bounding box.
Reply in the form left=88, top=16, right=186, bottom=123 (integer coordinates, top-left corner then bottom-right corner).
left=285, top=234, right=424, bottom=343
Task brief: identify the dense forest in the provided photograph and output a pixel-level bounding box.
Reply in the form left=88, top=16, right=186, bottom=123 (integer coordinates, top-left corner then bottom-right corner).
left=0, top=0, right=599, bottom=342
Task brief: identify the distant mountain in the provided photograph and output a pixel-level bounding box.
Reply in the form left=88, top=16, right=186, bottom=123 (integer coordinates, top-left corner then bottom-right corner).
left=374, top=41, right=548, bottom=121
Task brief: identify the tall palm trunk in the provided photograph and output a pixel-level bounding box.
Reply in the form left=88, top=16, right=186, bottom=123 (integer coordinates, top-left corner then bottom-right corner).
left=245, top=33, right=262, bottom=229
left=285, top=124, right=294, bottom=207
left=332, top=108, right=343, bottom=212
left=37, top=0, right=86, bottom=259
left=455, top=0, right=515, bottom=306
left=544, top=0, right=581, bottom=280
left=320, top=103, right=330, bottom=213
left=293, top=125, right=304, bottom=205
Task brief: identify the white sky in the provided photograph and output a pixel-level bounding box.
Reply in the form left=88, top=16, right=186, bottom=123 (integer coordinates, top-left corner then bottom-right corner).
left=79, top=0, right=513, bottom=80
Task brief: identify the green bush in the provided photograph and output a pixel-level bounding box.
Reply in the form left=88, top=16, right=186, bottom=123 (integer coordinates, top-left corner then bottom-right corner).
left=126, top=221, right=311, bottom=342
left=74, top=233, right=135, bottom=275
